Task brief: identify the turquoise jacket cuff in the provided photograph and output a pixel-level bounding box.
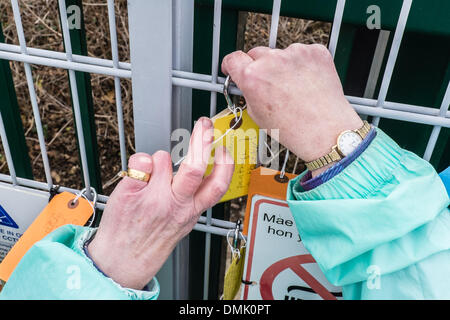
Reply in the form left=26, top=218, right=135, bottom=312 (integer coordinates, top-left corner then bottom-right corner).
left=0, top=225, right=160, bottom=300
left=76, top=227, right=160, bottom=300
left=286, top=128, right=450, bottom=286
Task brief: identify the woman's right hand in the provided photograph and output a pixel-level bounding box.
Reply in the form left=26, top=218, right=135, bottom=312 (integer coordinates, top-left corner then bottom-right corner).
left=221, top=44, right=363, bottom=175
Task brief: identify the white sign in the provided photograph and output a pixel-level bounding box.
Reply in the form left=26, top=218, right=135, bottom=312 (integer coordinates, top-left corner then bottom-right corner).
left=242, top=195, right=342, bottom=300
left=0, top=183, right=48, bottom=262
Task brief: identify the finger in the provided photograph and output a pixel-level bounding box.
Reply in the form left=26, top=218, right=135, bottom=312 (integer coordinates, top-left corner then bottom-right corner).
left=194, top=146, right=234, bottom=213
left=221, top=50, right=253, bottom=87
left=171, top=117, right=215, bottom=200
left=146, top=150, right=173, bottom=191
left=116, top=153, right=153, bottom=193
left=247, top=46, right=271, bottom=60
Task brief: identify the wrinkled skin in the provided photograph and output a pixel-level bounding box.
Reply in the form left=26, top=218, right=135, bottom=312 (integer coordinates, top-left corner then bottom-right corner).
left=88, top=118, right=234, bottom=289
left=221, top=44, right=362, bottom=175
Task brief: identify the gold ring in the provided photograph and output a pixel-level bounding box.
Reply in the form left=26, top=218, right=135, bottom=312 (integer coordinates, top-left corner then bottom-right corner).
left=118, top=168, right=151, bottom=183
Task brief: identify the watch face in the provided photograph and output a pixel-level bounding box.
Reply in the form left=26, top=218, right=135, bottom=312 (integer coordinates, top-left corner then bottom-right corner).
left=337, top=131, right=362, bottom=156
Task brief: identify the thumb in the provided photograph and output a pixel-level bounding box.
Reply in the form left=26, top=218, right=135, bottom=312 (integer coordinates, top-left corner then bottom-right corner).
left=117, top=152, right=153, bottom=193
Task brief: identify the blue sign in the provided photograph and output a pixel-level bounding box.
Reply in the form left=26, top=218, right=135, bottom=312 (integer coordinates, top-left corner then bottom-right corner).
left=0, top=205, right=19, bottom=229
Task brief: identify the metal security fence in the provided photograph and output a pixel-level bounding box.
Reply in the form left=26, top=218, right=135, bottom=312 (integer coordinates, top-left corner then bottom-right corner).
left=0, top=0, right=448, bottom=299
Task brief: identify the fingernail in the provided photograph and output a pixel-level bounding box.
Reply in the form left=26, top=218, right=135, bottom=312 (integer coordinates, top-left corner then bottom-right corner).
left=202, top=117, right=213, bottom=128
left=203, top=128, right=214, bottom=143
left=128, top=153, right=153, bottom=173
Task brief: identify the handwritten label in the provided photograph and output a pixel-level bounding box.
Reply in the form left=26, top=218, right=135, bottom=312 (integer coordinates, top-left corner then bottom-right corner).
left=0, top=192, right=93, bottom=282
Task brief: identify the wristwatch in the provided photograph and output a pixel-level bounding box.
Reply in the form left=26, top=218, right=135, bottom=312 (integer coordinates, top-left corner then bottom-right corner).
left=305, top=120, right=371, bottom=171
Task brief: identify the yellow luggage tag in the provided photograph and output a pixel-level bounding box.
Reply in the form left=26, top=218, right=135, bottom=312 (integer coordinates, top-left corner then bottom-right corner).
left=0, top=189, right=95, bottom=282
left=205, top=107, right=259, bottom=202
left=223, top=220, right=247, bottom=300
left=223, top=247, right=246, bottom=300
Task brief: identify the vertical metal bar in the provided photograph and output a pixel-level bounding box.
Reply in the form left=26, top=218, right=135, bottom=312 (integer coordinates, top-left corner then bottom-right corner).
left=10, top=0, right=53, bottom=189
left=204, top=0, right=223, bottom=300
left=258, top=0, right=282, bottom=167
left=372, top=0, right=412, bottom=127
left=129, top=0, right=172, bottom=154
left=363, top=30, right=390, bottom=99
left=424, top=127, right=443, bottom=162
left=258, top=0, right=282, bottom=166
left=0, top=21, right=33, bottom=179
left=280, top=149, right=289, bottom=178
left=209, top=0, right=222, bottom=116
left=62, top=0, right=103, bottom=196
left=10, top=0, right=27, bottom=49
left=423, top=81, right=450, bottom=161
left=292, top=156, right=299, bottom=174
left=172, top=0, right=194, bottom=300
left=0, top=112, right=17, bottom=185
left=268, top=0, right=281, bottom=49
left=328, top=0, right=346, bottom=58
left=203, top=208, right=212, bottom=300
left=128, top=0, right=174, bottom=299
left=58, top=0, right=91, bottom=196
left=172, top=0, right=194, bottom=133
left=191, top=4, right=240, bottom=300
left=107, top=0, right=127, bottom=171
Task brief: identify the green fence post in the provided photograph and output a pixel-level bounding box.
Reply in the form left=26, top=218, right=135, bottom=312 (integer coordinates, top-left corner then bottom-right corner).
left=0, top=22, right=33, bottom=179
left=58, top=0, right=103, bottom=199
left=190, top=1, right=239, bottom=300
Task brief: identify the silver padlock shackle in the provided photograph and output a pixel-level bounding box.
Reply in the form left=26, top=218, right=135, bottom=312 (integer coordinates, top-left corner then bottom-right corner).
left=223, top=75, right=236, bottom=111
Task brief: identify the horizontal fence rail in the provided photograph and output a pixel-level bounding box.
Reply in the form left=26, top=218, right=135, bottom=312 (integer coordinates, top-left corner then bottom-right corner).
left=1, top=43, right=448, bottom=126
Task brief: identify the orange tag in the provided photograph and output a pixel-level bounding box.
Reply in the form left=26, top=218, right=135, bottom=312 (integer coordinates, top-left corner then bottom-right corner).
left=0, top=191, right=94, bottom=282
left=243, top=167, right=297, bottom=235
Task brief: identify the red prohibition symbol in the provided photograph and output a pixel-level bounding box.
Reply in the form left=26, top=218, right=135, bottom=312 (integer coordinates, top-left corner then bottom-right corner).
left=259, top=254, right=337, bottom=300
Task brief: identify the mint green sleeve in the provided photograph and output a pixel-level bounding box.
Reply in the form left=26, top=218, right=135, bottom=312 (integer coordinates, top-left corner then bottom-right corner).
left=287, top=129, right=450, bottom=299
left=0, top=225, right=159, bottom=300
